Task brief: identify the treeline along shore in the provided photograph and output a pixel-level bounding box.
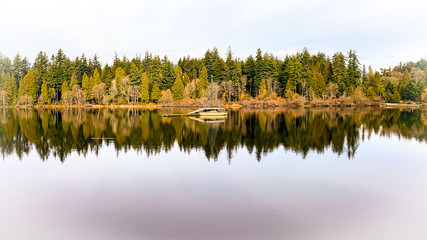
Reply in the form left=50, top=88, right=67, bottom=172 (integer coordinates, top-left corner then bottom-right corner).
left=0, top=48, right=427, bottom=108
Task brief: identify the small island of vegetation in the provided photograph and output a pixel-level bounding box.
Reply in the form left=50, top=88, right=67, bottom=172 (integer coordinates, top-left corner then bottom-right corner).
left=0, top=48, right=426, bottom=108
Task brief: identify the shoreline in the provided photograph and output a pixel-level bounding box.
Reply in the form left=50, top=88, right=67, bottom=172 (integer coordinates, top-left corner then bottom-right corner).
left=1, top=101, right=425, bottom=110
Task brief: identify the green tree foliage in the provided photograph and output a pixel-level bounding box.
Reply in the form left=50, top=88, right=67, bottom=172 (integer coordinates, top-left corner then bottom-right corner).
left=197, top=66, right=209, bottom=98
left=161, top=56, right=176, bottom=90
left=244, top=55, right=256, bottom=96
left=372, top=71, right=383, bottom=96
left=61, top=80, right=69, bottom=95
left=258, top=78, right=268, bottom=100
left=332, top=52, right=347, bottom=95
left=254, top=48, right=265, bottom=94
left=183, top=72, right=190, bottom=86
left=392, top=86, right=401, bottom=103
left=284, top=57, right=302, bottom=93
left=213, top=58, right=226, bottom=82
left=0, top=48, right=425, bottom=105
left=18, top=69, right=36, bottom=103
left=311, top=62, right=326, bottom=98
left=171, top=75, right=184, bottom=100
left=82, top=73, right=91, bottom=99
left=70, top=72, right=78, bottom=89
left=101, top=64, right=113, bottom=90
left=1, top=72, right=17, bottom=104
left=129, top=63, right=141, bottom=85
left=140, top=72, right=149, bottom=103
left=151, top=83, right=161, bottom=103
left=41, top=79, right=49, bottom=104
left=346, top=50, right=361, bottom=91
left=92, top=68, right=101, bottom=86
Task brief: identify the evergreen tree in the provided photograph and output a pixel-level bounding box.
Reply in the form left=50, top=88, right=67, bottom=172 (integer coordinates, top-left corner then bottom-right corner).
left=372, top=71, right=383, bottom=96
left=148, top=56, right=162, bottom=88
left=41, top=79, right=49, bottom=104
left=70, top=72, right=78, bottom=89
left=244, top=55, right=256, bottom=96
left=82, top=73, right=90, bottom=99
left=129, top=63, right=141, bottom=85
left=284, top=57, right=302, bottom=93
left=140, top=72, right=149, bottom=103
left=171, top=75, right=184, bottom=100
left=213, top=58, right=226, bottom=82
left=392, top=86, right=401, bottom=103
left=18, top=69, right=36, bottom=102
left=61, top=80, right=69, bottom=96
left=12, top=53, right=30, bottom=86
left=362, top=65, right=369, bottom=92
left=33, top=51, right=49, bottom=95
left=332, top=52, right=347, bottom=95
left=258, top=78, right=268, bottom=100
left=161, top=56, right=176, bottom=90
left=1, top=73, right=17, bottom=104
left=92, top=68, right=101, bottom=85
left=150, top=83, right=161, bottom=103
left=101, top=64, right=113, bottom=90
left=197, top=66, right=209, bottom=98
left=311, top=62, right=326, bottom=98
left=254, top=48, right=265, bottom=94
left=183, top=72, right=190, bottom=86
left=175, top=65, right=182, bottom=82
left=347, top=50, right=361, bottom=90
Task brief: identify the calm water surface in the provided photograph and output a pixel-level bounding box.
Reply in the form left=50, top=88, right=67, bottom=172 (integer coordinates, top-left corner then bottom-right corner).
left=0, top=108, right=426, bottom=240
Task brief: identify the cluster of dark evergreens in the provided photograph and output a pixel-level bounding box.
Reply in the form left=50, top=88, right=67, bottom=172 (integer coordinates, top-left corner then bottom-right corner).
left=0, top=48, right=426, bottom=106
left=1, top=108, right=426, bottom=161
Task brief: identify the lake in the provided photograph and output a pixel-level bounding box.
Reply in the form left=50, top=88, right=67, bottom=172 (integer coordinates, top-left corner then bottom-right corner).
left=0, top=108, right=426, bottom=240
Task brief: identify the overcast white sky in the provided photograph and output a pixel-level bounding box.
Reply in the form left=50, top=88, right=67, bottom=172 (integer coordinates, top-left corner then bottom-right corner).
left=1, top=0, right=426, bottom=69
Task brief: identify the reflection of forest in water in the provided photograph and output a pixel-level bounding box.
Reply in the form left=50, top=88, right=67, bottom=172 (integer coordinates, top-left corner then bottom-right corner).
left=0, top=108, right=426, bottom=161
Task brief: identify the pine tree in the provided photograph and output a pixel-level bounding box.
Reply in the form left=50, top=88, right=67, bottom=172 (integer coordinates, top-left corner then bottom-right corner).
left=140, top=72, right=149, bottom=103
left=150, top=83, right=161, bottom=103
left=61, top=80, right=69, bottom=95
left=311, top=62, right=326, bottom=98
left=82, top=73, right=90, bottom=99
left=347, top=50, right=361, bottom=90
left=171, top=75, right=184, bottom=100
left=114, top=67, right=125, bottom=85
left=2, top=73, right=17, bottom=104
left=392, top=86, right=401, bottom=103
left=332, top=52, right=347, bottom=95
left=18, top=69, right=36, bottom=102
left=372, top=72, right=382, bottom=96
left=92, top=68, right=101, bottom=85
left=129, top=63, right=141, bottom=85
left=174, top=65, right=182, bottom=83
left=161, top=56, right=176, bottom=90
left=258, top=78, right=268, bottom=100
left=284, top=57, right=302, bottom=93
left=254, top=48, right=265, bottom=92
left=213, top=58, right=226, bottom=82
left=197, top=66, right=209, bottom=98
left=183, top=72, right=190, bottom=86
left=244, top=55, right=256, bottom=96
left=41, top=79, right=49, bottom=104
left=70, top=72, right=78, bottom=89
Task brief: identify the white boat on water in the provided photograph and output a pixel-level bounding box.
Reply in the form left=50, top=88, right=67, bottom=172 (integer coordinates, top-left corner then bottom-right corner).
left=188, top=108, right=228, bottom=116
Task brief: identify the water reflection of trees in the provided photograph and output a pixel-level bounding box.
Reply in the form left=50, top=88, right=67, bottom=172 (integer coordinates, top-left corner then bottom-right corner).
left=0, top=108, right=426, bottom=161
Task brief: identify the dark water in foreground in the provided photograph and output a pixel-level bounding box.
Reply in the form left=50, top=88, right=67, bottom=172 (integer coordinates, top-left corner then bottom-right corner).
left=0, top=108, right=426, bottom=240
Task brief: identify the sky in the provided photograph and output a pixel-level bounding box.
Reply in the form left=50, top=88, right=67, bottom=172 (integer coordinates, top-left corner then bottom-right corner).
left=1, top=0, right=427, bottom=69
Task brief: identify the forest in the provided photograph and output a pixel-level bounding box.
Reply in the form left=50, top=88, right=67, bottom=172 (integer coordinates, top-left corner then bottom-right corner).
left=0, top=48, right=427, bottom=106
